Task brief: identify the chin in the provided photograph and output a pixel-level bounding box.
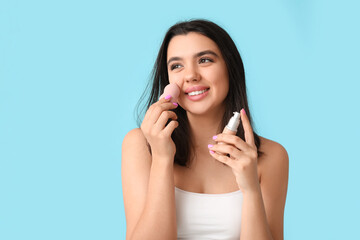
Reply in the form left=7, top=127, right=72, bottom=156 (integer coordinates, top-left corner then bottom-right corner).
left=183, top=105, right=217, bottom=116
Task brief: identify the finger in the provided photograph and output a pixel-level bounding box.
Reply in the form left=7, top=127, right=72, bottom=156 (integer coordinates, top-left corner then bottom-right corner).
left=209, top=150, right=234, bottom=168
left=240, top=108, right=255, bottom=147
left=159, top=93, right=172, bottom=101
left=162, top=120, right=179, bottom=137
left=147, top=99, right=178, bottom=125
left=143, top=96, right=171, bottom=123
left=212, top=134, right=250, bottom=152
left=149, top=95, right=173, bottom=113
left=159, top=93, right=165, bottom=100
left=153, top=111, right=178, bottom=133
left=208, top=143, right=244, bottom=159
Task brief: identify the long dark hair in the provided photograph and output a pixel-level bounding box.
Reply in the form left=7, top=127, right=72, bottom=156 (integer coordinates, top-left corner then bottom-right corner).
left=136, top=19, right=264, bottom=167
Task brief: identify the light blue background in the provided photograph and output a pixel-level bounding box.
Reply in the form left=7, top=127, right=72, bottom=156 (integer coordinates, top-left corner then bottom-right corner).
left=1, top=0, right=359, bottom=239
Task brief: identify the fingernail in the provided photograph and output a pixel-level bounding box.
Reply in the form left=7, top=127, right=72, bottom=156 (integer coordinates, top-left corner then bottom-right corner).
left=173, top=102, right=178, bottom=106
left=209, top=150, right=215, bottom=154
left=212, top=135, right=218, bottom=140
left=207, top=144, right=213, bottom=148
left=165, top=95, right=172, bottom=100
left=241, top=108, right=246, bottom=116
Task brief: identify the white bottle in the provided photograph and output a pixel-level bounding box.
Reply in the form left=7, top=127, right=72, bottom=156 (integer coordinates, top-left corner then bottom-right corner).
left=223, top=111, right=241, bottom=135
left=217, top=112, right=241, bottom=156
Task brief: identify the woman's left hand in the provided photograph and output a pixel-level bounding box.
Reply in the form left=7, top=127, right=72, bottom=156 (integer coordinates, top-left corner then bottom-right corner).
left=208, top=109, right=260, bottom=194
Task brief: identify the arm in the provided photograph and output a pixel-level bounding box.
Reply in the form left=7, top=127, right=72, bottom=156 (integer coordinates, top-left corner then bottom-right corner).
left=240, top=142, right=289, bottom=240
left=121, top=128, right=177, bottom=240
left=208, top=108, right=289, bottom=240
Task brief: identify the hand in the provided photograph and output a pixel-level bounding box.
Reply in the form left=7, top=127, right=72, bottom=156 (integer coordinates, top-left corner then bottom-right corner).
left=208, top=109, right=259, bottom=194
left=140, top=95, right=179, bottom=160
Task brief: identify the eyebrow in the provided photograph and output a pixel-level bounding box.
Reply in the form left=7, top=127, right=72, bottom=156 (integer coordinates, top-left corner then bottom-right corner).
left=167, top=50, right=219, bottom=67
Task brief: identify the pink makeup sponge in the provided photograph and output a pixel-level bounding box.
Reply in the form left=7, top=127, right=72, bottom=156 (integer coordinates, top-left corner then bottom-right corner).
left=160, top=83, right=180, bottom=102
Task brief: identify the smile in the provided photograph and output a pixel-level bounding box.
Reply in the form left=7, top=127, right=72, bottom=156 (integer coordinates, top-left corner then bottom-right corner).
left=187, top=88, right=210, bottom=96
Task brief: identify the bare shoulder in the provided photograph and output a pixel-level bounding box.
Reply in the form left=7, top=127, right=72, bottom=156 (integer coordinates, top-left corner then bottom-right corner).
left=122, top=128, right=148, bottom=150
left=121, top=128, right=152, bottom=238
left=257, top=136, right=289, bottom=184
left=121, top=127, right=152, bottom=179
left=258, top=136, right=289, bottom=166
left=257, top=136, right=289, bottom=240
left=122, top=128, right=152, bottom=160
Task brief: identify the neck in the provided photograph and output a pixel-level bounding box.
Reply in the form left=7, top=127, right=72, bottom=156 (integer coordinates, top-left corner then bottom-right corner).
left=187, top=105, right=226, bottom=150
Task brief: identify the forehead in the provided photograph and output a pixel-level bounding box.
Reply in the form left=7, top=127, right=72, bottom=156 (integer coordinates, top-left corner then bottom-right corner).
left=167, top=32, right=221, bottom=59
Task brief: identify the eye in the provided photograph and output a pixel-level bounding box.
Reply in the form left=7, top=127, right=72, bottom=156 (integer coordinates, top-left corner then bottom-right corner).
left=170, top=63, right=182, bottom=70
left=199, top=57, right=213, bottom=64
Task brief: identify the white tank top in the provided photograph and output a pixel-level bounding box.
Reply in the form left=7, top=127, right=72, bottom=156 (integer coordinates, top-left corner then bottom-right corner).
left=175, top=186, right=243, bottom=240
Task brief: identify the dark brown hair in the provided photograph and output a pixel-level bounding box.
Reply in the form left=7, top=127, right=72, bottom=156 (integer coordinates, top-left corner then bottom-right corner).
left=136, top=19, right=264, bottom=167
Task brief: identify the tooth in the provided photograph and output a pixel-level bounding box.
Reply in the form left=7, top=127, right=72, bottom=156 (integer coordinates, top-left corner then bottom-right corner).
left=189, top=89, right=207, bottom=96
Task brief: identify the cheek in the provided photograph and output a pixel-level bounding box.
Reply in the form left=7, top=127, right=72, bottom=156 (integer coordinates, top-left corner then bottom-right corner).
left=214, top=81, right=229, bottom=97
left=211, top=67, right=229, bottom=94
left=168, top=73, right=182, bottom=85
left=219, top=67, right=229, bottom=95
left=223, top=79, right=230, bottom=96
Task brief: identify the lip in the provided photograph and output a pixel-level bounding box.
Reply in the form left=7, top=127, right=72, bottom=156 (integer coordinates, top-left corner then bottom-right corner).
left=186, top=88, right=210, bottom=101
left=185, top=85, right=210, bottom=94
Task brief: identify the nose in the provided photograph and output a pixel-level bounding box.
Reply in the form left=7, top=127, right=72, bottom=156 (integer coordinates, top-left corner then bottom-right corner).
left=184, top=64, right=200, bottom=83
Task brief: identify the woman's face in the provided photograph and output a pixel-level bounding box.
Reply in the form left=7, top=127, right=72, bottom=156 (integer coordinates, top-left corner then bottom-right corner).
left=166, top=32, right=229, bottom=116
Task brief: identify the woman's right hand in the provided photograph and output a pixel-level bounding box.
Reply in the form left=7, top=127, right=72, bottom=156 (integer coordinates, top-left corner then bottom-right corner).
left=140, top=96, right=179, bottom=161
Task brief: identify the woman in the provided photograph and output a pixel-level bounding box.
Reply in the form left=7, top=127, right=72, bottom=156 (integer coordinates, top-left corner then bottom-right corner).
left=122, top=19, right=289, bottom=240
